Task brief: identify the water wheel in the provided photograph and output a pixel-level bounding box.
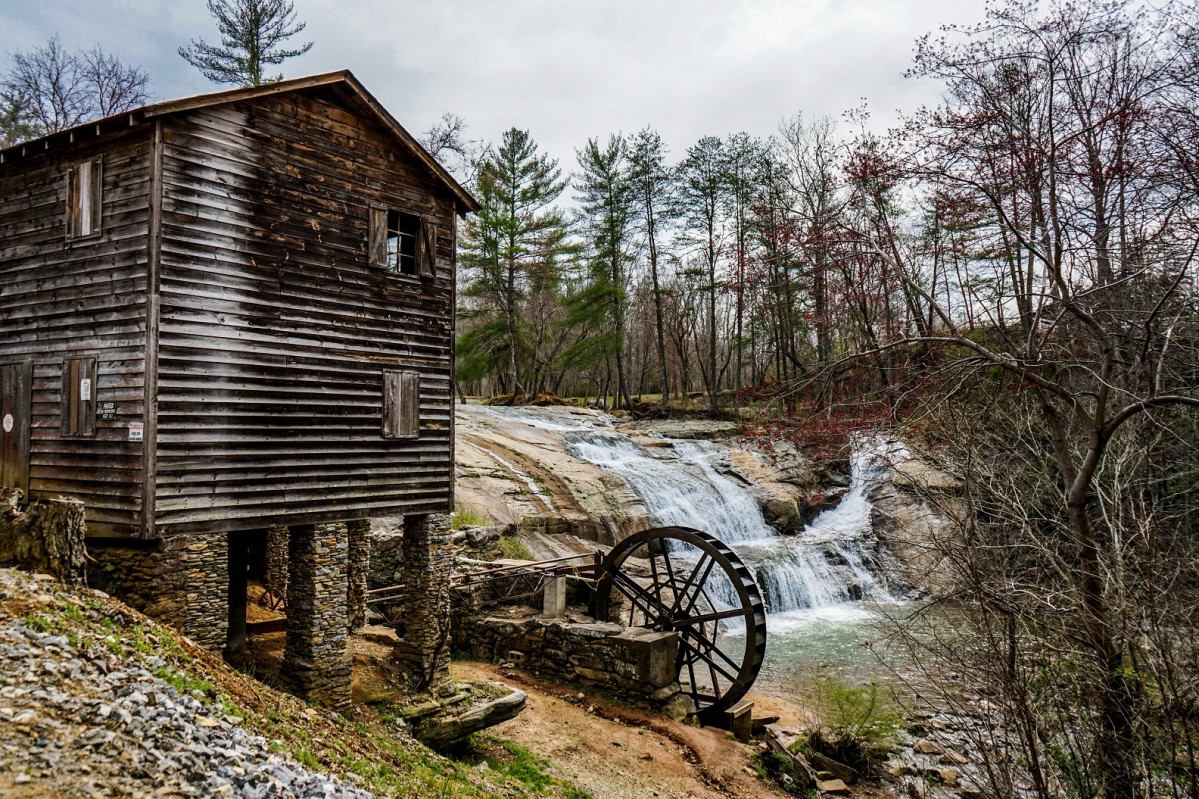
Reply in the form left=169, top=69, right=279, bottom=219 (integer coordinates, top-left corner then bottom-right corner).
left=589, top=525, right=767, bottom=724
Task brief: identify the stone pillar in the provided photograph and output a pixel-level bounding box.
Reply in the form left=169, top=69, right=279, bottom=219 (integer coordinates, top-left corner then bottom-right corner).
left=542, top=576, right=567, bottom=618
left=396, top=513, right=453, bottom=694
left=346, top=518, right=371, bottom=632
left=281, top=523, right=352, bottom=710
left=225, top=532, right=249, bottom=655
left=178, top=534, right=229, bottom=651
left=265, top=525, right=289, bottom=595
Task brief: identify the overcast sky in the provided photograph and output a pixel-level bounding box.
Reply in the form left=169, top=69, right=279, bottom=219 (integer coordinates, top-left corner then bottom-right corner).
left=0, top=0, right=989, bottom=168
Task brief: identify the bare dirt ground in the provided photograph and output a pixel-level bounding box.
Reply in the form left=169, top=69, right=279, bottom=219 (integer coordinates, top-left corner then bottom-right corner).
left=453, top=660, right=790, bottom=799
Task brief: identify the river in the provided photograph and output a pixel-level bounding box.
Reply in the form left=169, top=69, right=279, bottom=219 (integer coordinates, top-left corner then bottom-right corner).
left=471, top=405, right=914, bottom=699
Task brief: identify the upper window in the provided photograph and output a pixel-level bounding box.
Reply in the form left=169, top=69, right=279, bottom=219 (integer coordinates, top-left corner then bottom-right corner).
left=368, top=207, right=436, bottom=277
left=66, top=158, right=103, bottom=240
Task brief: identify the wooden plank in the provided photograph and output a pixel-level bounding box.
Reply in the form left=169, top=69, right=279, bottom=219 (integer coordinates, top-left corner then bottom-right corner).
left=142, top=119, right=164, bottom=538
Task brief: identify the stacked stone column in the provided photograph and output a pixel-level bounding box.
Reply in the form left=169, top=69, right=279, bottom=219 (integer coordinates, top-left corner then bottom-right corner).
left=346, top=519, right=371, bottom=632
left=396, top=513, right=453, bottom=694
left=281, top=523, right=352, bottom=710
left=264, top=525, right=290, bottom=595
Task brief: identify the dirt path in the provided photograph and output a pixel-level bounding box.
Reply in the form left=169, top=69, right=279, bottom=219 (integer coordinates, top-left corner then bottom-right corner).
left=453, top=661, right=788, bottom=799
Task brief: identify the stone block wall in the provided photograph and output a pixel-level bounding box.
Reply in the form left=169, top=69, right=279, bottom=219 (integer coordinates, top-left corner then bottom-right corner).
left=282, top=523, right=351, bottom=710
left=87, top=533, right=228, bottom=651
left=453, top=611, right=682, bottom=708
left=368, top=528, right=403, bottom=589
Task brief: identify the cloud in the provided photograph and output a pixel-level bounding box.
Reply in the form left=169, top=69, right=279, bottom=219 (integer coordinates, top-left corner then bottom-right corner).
left=0, top=0, right=985, bottom=169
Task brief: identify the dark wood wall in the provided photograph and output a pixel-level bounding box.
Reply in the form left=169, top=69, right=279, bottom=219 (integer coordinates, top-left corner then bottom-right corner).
left=152, top=87, right=457, bottom=535
left=0, top=128, right=153, bottom=535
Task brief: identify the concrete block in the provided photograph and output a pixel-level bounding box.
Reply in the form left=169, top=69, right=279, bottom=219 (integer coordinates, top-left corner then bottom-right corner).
left=542, top=576, right=567, bottom=618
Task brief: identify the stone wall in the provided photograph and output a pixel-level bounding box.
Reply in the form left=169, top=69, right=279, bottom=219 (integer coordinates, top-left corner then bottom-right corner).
left=368, top=527, right=403, bottom=590
left=453, top=611, right=688, bottom=716
left=282, top=523, right=351, bottom=710
left=87, top=533, right=228, bottom=651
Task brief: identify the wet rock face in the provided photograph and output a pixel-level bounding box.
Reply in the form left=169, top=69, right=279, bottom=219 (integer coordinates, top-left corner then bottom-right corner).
left=868, top=454, right=965, bottom=597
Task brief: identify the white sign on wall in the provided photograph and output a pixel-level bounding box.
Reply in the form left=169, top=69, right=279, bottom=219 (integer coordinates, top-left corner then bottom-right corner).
left=2, top=414, right=12, bottom=433
left=128, top=421, right=143, bottom=442
left=80, top=378, right=92, bottom=401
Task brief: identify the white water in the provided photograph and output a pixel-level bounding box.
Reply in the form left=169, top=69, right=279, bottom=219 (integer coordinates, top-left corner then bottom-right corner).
left=474, top=405, right=904, bottom=616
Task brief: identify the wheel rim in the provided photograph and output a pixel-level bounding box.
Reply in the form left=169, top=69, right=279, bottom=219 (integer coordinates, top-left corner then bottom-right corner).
left=590, top=525, right=767, bottom=724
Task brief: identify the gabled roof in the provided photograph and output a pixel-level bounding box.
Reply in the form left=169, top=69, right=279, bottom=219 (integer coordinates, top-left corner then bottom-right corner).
left=0, top=69, right=479, bottom=215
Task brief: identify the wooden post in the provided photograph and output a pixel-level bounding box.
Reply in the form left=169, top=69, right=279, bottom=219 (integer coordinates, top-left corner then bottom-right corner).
left=225, top=532, right=248, bottom=655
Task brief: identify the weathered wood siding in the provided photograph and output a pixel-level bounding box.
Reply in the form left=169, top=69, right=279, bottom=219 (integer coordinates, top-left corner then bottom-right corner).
left=0, top=129, right=153, bottom=535
left=153, top=87, right=457, bottom=534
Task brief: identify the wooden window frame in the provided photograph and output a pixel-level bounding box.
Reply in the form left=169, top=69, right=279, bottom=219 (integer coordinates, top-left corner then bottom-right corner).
left=368, top=207, right=436, bottom=278
left=382, top=370, right=420, bottom=439
left=66, top=157, right=103, bottom=241
left=61, top=357, right=97, bottom=437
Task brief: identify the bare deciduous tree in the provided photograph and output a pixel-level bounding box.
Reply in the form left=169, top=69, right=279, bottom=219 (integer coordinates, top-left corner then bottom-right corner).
left=1, top=36, right=149, bottom=144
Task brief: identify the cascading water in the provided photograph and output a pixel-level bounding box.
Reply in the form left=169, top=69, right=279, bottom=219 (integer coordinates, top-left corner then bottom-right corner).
left=475, top=405, right=902, bottom=616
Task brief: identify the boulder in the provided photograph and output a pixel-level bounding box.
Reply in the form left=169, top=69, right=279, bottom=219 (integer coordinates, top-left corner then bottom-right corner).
left=818, top=778, right=851, bottom=795
left=413, top=688, right=527, bottom=752
left=809, top=751, right=858, bottom=784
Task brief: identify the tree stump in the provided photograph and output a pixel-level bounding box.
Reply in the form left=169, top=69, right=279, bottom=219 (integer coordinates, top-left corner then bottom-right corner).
left=0, top=489, right=87, bottom=584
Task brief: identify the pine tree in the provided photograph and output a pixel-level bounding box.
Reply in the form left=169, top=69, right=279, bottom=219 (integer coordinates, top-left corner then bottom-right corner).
left=458, top=128, right=573, bottom=398
left=566, top=135, right=637, bottom=411
left=179, top=0, right=312, bottom=87
left=627, top=128, right=675, bottom=409
left=720, top=132, right=764, bottom=411
left=674, top=136, right=728, bottom=415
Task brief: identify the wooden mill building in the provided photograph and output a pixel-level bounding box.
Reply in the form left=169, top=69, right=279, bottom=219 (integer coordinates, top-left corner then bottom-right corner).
left=0, top=71, right=476, bottom=703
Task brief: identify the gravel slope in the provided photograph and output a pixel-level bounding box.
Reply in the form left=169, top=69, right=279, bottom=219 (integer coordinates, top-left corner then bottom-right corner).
left=0, top=570, right=374, bottom=798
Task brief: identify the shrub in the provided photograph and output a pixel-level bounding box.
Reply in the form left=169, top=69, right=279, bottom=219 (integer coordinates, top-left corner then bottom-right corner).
left=451, top=507, right=488, bottom=529
left=496, top=535, right=533, bottom=561
left=799, top=677, right=902, bottom=773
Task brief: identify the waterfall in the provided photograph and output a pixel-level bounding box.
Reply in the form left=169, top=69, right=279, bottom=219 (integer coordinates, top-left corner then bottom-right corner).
left=473, top=406, right=901, bottom=614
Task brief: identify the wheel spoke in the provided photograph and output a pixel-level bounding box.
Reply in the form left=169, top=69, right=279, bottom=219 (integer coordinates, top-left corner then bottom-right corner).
left=672, top=607, right=744, bottom=627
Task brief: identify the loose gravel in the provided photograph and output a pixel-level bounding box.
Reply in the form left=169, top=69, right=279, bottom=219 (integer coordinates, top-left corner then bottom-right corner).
left=0, top=572, right=375, bottom=798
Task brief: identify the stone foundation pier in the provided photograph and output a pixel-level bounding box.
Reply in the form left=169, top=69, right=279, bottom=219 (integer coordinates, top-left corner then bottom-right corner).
left=396, top=513, right=453, bottom=693
left=88, top=533, right=229, bottom=652
left=281, top=522, right=352, bottom=709
left=346, top=518, right=370, bottom=632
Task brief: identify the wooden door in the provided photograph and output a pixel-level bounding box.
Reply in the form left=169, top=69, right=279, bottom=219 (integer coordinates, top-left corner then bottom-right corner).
left=0, top=361, right=32, bottom=494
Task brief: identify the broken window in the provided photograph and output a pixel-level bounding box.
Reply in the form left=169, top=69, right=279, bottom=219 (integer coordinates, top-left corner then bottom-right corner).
left=382, top=370, right=420, bottom=439
left=61, top=357, right=96, bottom=437
left=368, top=207, right=436, bottom=277
left=66, top=158, right=103, bottom=240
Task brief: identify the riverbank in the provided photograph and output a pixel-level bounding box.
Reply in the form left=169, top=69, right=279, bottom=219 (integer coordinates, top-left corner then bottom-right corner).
left=453, top=660, right=800, bottom=799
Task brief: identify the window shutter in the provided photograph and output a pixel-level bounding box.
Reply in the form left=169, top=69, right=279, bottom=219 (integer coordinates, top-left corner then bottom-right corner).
left=368, top=207, right=387, bottom=266
left=419, top=221, right=436, bottom=278
left=399, top=371, right=420, bottom=436
left=61, top=357, right=96, bottom=437
left=65, top=166, right=78, bottom=240
left=382, top=370, right=420, bottom=439
left=87, top=157, right=103, bottom=236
